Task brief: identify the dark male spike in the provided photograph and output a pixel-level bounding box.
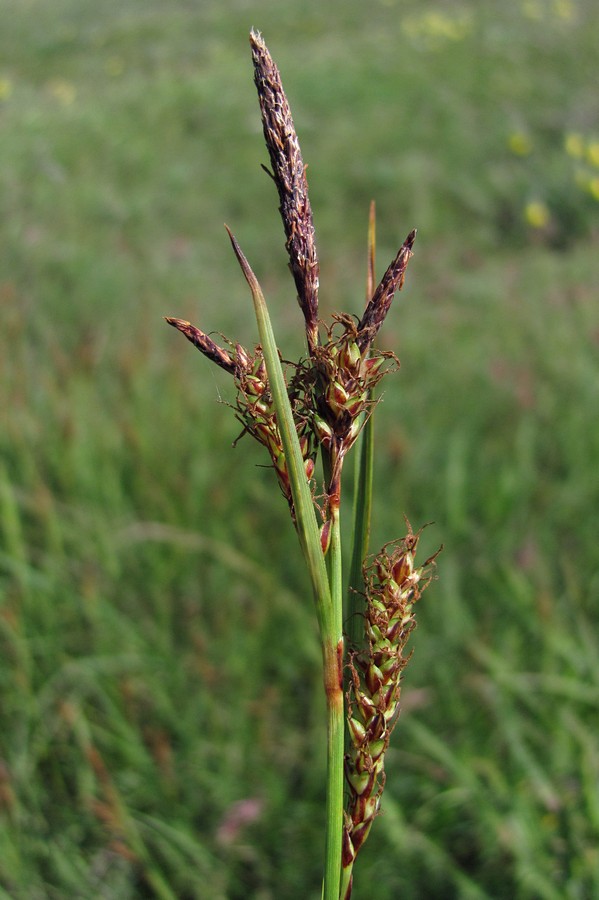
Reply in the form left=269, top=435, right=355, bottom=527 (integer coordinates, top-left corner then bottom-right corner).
left=250, top=30, right=320, bottom=355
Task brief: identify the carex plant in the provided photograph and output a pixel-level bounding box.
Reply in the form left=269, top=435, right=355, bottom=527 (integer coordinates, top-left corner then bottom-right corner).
left=166, top=31, right=439, bottom=900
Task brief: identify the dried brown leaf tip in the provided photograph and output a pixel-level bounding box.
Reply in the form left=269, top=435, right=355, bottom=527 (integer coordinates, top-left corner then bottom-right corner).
left=250, top=29, right=320, bottom=355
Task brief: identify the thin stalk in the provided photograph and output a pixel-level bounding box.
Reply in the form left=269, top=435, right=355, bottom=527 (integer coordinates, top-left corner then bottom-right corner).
left=226, top=227, right=343, bottom=900
left=323, top=633, right=344, bottom=900
left=324, top=491, right=344, bottom=900
left=346, top=200, right=377, bottom=653
left=341, top=413, right=373, bottom=897
left=342, top=204, right=377, bottom=899
left=347, top=416, right=374, bottom=651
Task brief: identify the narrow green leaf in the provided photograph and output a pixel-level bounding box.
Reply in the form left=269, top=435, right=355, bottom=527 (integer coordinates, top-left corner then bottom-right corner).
left=225, top=226, right=332, bottom=631
left=346, top=203, right=377, bottom=655
left=346, top=412, right=374, bottom=652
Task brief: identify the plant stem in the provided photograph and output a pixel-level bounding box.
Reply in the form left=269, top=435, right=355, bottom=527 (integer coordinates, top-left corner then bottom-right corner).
left=323, top=500, right=344, bottom=900
left=341, top=204, right=377, bottom=899
left=346, top=199, right=376, bottom=678
left=323, top=647, right=344, bottom=900
left=347, top=414, right=374, bottom=653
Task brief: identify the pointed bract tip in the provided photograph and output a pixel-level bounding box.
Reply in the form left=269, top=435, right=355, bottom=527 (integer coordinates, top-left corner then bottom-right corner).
left=164, top=316, right=189, bottom=329
left=224, top=224, right=245, bottom=267
left=224, top=225, right=266, bottom=311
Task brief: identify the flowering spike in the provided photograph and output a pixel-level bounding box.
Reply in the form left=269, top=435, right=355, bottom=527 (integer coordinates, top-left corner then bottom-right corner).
left=343, top=525, right=440, bottom=874
left=357, top=229, right=416, bottom=352
left=250, top=30, right=320, bottom=354
left=164, top=317, right=241, bottom=375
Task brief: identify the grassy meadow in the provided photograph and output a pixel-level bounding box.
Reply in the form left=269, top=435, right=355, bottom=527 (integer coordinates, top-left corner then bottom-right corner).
left=1, top=0, right=599, bottom=897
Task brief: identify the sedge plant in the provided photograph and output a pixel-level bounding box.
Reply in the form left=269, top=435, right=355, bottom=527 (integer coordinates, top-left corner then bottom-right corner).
left=166, top=31, right=439, bottom=900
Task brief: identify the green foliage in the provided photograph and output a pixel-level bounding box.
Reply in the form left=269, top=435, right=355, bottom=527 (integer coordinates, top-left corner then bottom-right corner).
left=1, top=0, right=598, bottom=897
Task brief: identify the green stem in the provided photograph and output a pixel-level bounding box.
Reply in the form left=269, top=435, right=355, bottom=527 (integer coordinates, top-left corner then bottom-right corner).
left=340, top=414, right=374, bottom=900
left=347, top=412, right=374, bottom=652
left=346, top=198, right=376, bottom=654
left=323, top=500, right=344, bottom=900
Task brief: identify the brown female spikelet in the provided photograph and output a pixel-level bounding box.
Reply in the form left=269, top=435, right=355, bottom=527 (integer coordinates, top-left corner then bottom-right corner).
left=342, top=525, right=441, bottom=881
left=309, top=316, right=398, bottom=503
left=233, top=349, right=317, bottom=517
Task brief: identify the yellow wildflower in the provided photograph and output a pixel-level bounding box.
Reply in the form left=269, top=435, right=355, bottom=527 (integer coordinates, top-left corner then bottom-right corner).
left=508, top=133, right=533, bottom=156
left=402, top=10, right=472, bottom=47
left=523, top=1, right=543, bottom=21
left=0, top=78, right=12, bottom=100
left=47, top=78, right=76, bottom=106
left=586, top=142, right=599, bottom=168
left=524, top=201, right=550, bottom=229
left=105, top=57, right=125, bottom=77
left=564, top=132, right=584, bottom=158
left=553, top=0, right=574, bottom=20
left=574, top=168, right=589, bottom=191
left=588, top=178, right=599, bottom=202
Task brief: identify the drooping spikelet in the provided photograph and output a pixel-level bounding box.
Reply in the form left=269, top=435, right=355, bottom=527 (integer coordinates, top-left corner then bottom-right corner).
left=164, top=314, right=315, bottom=519
left=164, top=317, right=243, bottom=375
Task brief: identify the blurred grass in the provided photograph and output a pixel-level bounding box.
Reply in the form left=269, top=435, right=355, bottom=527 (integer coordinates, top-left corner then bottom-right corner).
left=1, top=0, right=599, bottom=897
